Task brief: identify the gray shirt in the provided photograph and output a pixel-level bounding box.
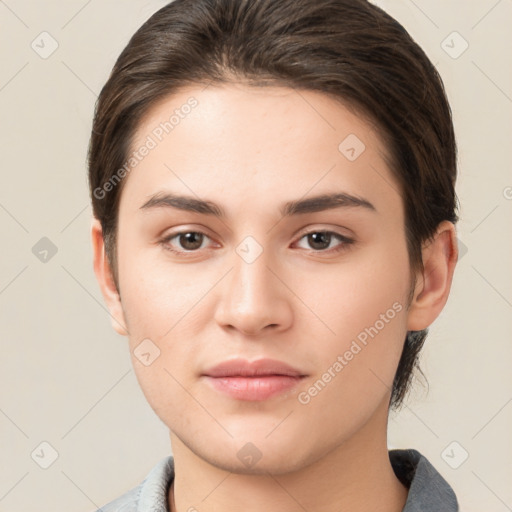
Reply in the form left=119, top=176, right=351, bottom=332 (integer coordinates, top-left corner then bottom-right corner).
left=96, top=448, right=459, bottom=511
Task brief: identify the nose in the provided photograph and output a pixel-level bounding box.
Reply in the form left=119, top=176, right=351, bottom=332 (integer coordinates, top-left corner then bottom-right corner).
left=214, top=244, right=293, bottom=337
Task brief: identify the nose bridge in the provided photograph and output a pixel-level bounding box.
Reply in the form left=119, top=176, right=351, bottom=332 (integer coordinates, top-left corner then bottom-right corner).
left=231, top=235, right=274, bottom=309
left=215, top=234, right=289, bottom=334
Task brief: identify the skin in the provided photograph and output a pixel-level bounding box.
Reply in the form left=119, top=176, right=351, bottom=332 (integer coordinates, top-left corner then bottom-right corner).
left=91, top=83, right=458, bottom=512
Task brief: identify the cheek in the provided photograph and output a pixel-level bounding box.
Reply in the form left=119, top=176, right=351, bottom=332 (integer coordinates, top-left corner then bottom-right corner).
left=291, top=238, right=411, bottom=403
left=293, top=239, right=411, bottom=343
left=115, top=241, right=208, bottom=409
left=117, top=236, right=212, bottom=337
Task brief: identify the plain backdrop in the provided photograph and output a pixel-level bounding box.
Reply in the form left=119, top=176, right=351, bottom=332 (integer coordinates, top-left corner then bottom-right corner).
left=1, top=1, right=511, bottom=511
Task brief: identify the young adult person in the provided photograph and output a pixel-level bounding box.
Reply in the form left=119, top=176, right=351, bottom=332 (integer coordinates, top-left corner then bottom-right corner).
left=88, top=0, right=460, bottom=510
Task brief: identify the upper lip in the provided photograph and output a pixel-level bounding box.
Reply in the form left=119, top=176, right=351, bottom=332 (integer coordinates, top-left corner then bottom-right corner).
left=202, top=358, right=306, bottom=378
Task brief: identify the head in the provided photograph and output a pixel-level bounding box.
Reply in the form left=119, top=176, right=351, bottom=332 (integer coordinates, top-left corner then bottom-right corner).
left=89, top=0, right=458, bottom=473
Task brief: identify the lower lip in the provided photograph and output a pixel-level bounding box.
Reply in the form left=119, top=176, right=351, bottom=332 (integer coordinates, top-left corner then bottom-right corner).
left=203, top=375, right=304, bottom=401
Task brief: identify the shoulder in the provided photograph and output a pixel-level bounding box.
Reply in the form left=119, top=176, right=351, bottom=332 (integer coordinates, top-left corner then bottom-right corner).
left=94, top=455, right=175, bottom=512
left=389, top=448, right=459, bottom=511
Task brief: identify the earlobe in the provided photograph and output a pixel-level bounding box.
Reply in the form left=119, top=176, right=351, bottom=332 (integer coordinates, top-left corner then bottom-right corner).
left=406, top=221, right=458, bottom=331
left=90, top=218, right=129, bottom=336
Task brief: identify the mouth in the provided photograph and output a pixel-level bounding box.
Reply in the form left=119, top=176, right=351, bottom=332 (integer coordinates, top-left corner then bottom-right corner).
left=201, top=358, right=307, bottom=401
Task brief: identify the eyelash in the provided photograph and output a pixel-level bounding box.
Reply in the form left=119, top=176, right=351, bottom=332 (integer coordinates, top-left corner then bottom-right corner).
left=159, top=229, right=354, bottom=257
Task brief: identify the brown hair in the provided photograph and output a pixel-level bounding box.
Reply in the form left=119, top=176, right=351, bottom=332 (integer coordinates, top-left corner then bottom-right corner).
left=88, top=0, right=458, bottom=409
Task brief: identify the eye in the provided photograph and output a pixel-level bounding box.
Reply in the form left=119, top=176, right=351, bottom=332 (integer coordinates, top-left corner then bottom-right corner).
left=294, top=230, right=354, bottom=253
left=160, top=230, right=213, bottom=254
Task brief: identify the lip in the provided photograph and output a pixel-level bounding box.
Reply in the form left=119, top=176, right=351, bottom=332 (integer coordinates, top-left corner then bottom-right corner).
left=202, top=358, right=305, bottom=378
left=201, top=358, right=307, bottom=401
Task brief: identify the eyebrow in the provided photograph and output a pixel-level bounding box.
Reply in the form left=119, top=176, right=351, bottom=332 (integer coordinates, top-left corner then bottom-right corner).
left=139, top=191, right=377, bottom=218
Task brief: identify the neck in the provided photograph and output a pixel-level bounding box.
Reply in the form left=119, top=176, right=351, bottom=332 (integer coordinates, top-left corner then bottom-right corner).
left=168, top=398, right=408, bottom=512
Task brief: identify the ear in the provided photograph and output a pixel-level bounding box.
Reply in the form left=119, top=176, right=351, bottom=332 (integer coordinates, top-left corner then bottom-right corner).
left=406, top=221, right=458, bottom=331
left=91, top=218, right=129, bottom=336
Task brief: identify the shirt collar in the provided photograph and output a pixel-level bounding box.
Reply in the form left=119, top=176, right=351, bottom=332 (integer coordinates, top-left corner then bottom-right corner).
left=114, top=448, right=458, bottom=512
left=389, top=448, right=459, bottom=511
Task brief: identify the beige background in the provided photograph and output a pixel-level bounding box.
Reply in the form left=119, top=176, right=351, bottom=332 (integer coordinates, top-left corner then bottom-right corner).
left=1, top=1, right=511, bottom=511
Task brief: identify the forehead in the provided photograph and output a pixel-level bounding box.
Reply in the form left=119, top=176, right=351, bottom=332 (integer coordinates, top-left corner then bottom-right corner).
left=121, top=83, right=400, bottom=217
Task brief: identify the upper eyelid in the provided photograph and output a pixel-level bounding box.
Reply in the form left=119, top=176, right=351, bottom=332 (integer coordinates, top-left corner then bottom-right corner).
left=295, top=227, right=352, bottom=240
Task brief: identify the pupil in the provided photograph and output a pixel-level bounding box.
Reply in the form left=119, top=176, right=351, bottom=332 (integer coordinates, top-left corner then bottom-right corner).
left=309, top=232, right=330, bottom=249
left=181, top=232, right=202, bottom=250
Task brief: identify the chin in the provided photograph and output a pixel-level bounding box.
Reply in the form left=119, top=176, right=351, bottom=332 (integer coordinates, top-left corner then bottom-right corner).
left=204, top=448, right=314, bottom=476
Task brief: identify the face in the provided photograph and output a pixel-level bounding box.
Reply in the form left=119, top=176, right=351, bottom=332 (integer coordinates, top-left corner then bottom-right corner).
left=106, top=83, right=417, bottom=474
